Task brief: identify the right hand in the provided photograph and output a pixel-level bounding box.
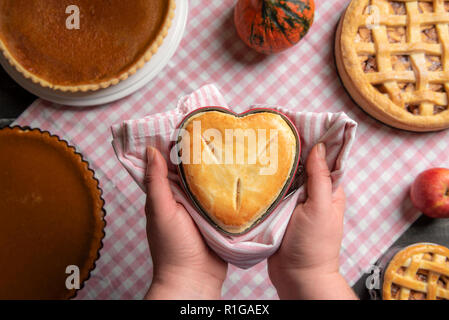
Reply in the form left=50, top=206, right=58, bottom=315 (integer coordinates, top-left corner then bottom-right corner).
left=268, top=143, right=358, bottom=300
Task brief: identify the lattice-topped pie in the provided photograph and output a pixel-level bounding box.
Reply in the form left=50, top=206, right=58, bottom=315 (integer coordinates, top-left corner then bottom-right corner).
left=336, top=0, right=449, bottom=132
left=383, top=243, right=449, bottom=300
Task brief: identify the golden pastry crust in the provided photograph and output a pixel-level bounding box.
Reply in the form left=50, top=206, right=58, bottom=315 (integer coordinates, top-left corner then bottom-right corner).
left=383, top=244, right=449, bottom=300
left=0, top=127, right=105, bottom=299
left=336, top=0, right=449, bottom=132
left=0, top=0, right=175, bottom=92
left=178, top=110, right=299, bottom=234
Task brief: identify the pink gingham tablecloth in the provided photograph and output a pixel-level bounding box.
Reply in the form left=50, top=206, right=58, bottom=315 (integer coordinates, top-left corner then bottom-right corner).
left=13, top=0, right=449, bottom=299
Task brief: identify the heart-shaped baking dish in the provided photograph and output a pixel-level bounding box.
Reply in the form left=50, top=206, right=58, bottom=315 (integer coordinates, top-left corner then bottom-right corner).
left=175, top=107, right=301, bottom=235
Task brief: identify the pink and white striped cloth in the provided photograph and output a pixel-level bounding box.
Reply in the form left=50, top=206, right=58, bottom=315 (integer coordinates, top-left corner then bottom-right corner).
left=111, top=84, right=357, bottom=268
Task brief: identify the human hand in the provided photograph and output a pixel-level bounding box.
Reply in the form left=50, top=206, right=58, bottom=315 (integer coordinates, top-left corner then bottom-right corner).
left=144, top=147, right=228, bottom=300
left=268, top=143, right=358, bottom=300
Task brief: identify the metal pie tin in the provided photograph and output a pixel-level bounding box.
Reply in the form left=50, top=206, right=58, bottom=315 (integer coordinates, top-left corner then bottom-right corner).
left=174, top=106, right=302, bottom=236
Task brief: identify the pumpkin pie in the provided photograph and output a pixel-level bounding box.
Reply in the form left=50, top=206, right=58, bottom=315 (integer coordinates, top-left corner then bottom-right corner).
left=176, top=108, right=301, bottom=235
left=0, top=0, right=175, bottom=92
left=382, top=243, right=449, bottom=300
left=0, top=127, right=105, bottom=299
left=336, top=0, right=449, bottom=132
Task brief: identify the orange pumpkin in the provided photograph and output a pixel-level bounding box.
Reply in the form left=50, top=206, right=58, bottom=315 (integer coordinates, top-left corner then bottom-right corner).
left=234, top=0, right=315, bottom=54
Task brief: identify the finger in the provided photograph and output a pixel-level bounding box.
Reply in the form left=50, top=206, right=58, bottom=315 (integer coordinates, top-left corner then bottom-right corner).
left=305, top=143, right=333, bottom=207
left=332, top=186, right=346, bottom=217
left=145, top=147, right=177, bottom=219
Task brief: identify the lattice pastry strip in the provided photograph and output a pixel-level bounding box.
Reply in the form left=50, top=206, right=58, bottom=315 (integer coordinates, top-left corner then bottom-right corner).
left=408, top=1, right=437, bottom=115
left=372, top=23, right=403, bottom=106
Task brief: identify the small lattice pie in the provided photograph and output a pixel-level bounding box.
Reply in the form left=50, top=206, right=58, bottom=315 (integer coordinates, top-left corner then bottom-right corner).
left=383, top=243, right=449, bottom=300
left=336, top=0, right=449, bottom=132
left=176, top=108, right=300, bottom=235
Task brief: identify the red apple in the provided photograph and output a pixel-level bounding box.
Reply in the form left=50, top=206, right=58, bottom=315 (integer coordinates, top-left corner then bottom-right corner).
left=410, top=168, right=449, bottom=218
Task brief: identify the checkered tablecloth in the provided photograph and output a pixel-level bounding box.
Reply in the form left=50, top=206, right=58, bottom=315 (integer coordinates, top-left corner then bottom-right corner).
left=13, top=0, right=449, bottom=299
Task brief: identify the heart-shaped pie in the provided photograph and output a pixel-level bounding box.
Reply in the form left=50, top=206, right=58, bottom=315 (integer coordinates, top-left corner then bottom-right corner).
left=176, top=108, right=300, bottom=235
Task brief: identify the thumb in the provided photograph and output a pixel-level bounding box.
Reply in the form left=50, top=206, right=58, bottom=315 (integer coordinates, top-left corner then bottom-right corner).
left=145, top=147, right=177, bottom=219
left=305, top=143, right=333, bottom=208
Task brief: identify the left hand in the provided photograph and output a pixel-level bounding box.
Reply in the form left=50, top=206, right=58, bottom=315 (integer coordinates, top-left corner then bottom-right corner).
left=144, top=147, right=228, bottom=300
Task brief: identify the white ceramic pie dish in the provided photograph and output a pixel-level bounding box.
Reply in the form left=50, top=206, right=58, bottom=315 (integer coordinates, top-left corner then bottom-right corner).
left=0, top=0, right=188, bottom=107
